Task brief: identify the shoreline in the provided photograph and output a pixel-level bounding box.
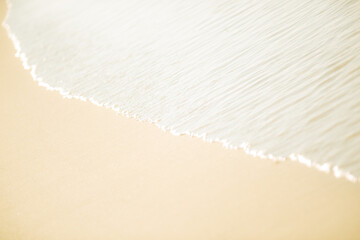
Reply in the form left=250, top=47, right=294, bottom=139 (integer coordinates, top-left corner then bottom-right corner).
left=1, top=1, right=360, bottom=239
left=3, top=1, right=358, bottom=183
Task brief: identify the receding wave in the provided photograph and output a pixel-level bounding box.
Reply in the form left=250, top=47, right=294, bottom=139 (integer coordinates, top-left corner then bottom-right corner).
left=4, top=0, right=360, bottom=181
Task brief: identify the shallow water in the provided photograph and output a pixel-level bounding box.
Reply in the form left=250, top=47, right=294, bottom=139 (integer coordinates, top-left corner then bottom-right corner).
left=4, top=0, right=360, bottom=181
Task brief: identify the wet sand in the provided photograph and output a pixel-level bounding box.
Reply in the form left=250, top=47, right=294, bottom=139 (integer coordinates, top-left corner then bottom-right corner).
left=1, top=1, right=360, bottom=239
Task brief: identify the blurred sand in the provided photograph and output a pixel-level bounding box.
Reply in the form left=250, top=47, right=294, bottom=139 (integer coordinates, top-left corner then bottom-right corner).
left=1, top=1, right=360, bottom=239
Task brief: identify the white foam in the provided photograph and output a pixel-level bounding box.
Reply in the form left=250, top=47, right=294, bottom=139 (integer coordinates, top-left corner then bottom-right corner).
left=4, top=0, right=360, bottom=182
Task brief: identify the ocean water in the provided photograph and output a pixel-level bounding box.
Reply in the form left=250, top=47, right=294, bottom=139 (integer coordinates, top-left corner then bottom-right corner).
left=3, top=0, right=360, bottom=181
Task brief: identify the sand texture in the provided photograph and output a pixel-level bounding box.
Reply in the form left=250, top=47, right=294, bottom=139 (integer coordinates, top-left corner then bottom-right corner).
left=1, top=2, right=360, bottom=239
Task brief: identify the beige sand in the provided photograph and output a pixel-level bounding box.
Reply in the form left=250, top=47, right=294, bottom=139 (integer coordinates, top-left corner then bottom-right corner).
left=1, top=2, right=360, bottom=239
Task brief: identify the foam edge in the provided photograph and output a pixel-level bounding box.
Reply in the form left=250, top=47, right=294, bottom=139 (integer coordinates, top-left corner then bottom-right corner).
left=2, top=0, right=358, bottom=183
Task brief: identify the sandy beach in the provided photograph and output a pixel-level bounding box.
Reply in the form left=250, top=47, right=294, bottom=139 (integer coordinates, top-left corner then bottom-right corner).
left=1, top=1, right=360, bottom=239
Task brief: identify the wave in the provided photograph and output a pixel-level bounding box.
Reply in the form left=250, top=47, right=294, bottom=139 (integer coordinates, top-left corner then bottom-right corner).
left=4, top=0, right=360, bottom=182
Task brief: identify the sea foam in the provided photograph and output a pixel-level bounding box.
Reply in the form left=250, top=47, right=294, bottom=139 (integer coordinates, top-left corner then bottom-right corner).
left=3, top=0, right=360, bottom=182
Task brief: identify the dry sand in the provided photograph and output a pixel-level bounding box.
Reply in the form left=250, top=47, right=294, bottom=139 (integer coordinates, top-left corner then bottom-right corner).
left=1, top=1, right=360, bottom=239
